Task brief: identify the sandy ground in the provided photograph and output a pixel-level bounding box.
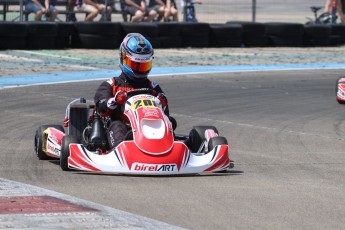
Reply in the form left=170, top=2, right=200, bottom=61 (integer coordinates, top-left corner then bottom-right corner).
left=1, top=46, right=345, bottom=76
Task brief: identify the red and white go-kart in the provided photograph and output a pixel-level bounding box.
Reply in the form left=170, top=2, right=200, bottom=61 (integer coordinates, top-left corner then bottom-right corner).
left=34, top=89, right=233, bottom=175
left=336, top=77, right=345, bottom=104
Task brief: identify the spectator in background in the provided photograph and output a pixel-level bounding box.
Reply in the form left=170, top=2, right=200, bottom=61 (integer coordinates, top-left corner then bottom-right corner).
left=181, top=0, right=201, bottom=22
left=164, top=0, right=178, bottom=21
left=324, top=0, right=337, bottom=12
left=148, top=0, right=178, bottom=21
left=77, top=0, right=112, bottom=21
left=123, top=0, right=157, bottom=22
left=25, top=0, right=58, bottom=21
left=337, top=0, right=345, bottom=22
left=147, top=0, right=165, bottom=21
left=325, top=0, right=345, bottom=22
left=66, top=0, right=77, bottom=22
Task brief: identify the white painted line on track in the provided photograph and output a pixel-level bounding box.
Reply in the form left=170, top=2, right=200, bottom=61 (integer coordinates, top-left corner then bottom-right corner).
left=172, top=113, right=345, bottom=141
left=61, top=64, right=100, bottom=70
left=17, top=50, right=82, bottom=60
left=0, top=53, right=42, bottom=62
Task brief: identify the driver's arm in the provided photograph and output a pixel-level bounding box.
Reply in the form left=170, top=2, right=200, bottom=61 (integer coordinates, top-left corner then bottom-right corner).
left=94, top=80, right=121, bottom=114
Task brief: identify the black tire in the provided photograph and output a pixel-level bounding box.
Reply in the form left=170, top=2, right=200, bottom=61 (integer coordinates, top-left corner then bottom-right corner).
left=34, top=125, right=65, bottom=160
left=74, top=22, right=122, bottom=36
left=27, top=22, right=58, bottom=35
left=182, top=35, right=210, bottom=47
left=189, top=126, right=218, bottom=153
left=226, top=21, right=266, bottom=35
left=268, top=35, right=303, bottom=47
left=169, top=116, right=177, bottom=131
left=0, top=22, right=28, bottom=50
left=179, top=23, right=210, bottom=47
left=208, top=136, right=230, bottom=172
left=158, top=36, right=182, bottom=48
left=303, top=24, right=331, bottom=47
left=120, top=22, right=159, bottom=37
left=27, top=35, right=57, bottom=50
left=226, top=21, right=268, bottom=47
left=78, top=34, right=121, bottom=49
left=265, top=23, right=304, bottom=47
left=26, top=22, right=58, bottom=49
left=57, top=22, right=77, bottom=37
left=207, top=136, right=228, bottom=152
left=0, top=36, right=27, bottom=50
left=179, top=23, right=210, bottom=36
left=0, top=22, right=28, bottom=36
left=210, top=23, right=242, bottom=37
left=330, top=35, right=345, bottom=46
left=265, top=22, right=304, bottom=37
left=243, top=35, right=269, bottom=47
left=210, top=23, right=242, bottom=47
left=56, top=22, right=78, bottom=49
left=60, top=135, right=80, bottom=171
left=157, top=22, right=181, bottom=36
left=331, top=24, right=345, bottom=36
left=180, top=22, right=211, bottom=47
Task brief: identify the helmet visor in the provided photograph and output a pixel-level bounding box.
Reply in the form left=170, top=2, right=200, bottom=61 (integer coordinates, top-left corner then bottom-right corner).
left=123, top=57, right=152, bottom=75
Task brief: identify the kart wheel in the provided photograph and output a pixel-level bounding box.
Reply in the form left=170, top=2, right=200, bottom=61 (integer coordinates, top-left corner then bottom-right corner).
left=60, top=135, right=80, bottom=171
left=34, top=125, right=64, bottom=160
left=207, top=136, right=228, bottom=151
left=208, top=136, right=231, bottom=172
left=336, top=77, right=345, bottom=104
left=169, top=116, right=177, bottom=130
left=189, top=126, right=218, bottom=153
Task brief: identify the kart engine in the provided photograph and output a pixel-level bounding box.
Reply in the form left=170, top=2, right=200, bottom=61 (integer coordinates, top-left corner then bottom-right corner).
left=83, top=113, right=108, bottom=152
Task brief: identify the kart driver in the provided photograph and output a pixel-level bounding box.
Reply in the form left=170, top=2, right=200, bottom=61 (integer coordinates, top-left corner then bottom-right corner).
left=94, top=33, right=170, bottom=149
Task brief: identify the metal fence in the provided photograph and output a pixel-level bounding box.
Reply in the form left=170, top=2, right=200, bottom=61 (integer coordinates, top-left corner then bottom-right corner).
left=0, top=0, right=327, bottom=23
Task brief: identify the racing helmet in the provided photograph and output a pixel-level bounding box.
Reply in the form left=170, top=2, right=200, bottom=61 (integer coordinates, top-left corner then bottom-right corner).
left=119, top=33, right=153, bottom=81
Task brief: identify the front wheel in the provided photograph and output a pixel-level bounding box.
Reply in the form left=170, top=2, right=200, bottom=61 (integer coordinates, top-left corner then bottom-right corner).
left=60, top=135, right=80, bottom=171
left=34, top=125, right=64, bottom=160
left=189, top=126, right=218, bottom=153
left=336, top=77, right=345, bottom=104
left=207, top=136, right=228, bottom=151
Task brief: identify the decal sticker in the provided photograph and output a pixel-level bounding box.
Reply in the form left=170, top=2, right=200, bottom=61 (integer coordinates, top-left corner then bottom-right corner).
left=141, top=108, right=159, bottom=117
left=131, top=98, right=157, bottom=110
left=132, top=163, right=178, bottom=172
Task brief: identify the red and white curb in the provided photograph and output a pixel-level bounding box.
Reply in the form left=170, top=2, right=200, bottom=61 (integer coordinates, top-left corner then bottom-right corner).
left=0, top=178, right=184, bottom=229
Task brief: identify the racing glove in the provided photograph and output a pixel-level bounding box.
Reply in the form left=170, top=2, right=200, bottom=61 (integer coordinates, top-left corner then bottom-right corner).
left=157, top=93, right=168, bottom=109
left=107, top=90, right=127, bottom=109
left=114, top=90, right=127, bottom=105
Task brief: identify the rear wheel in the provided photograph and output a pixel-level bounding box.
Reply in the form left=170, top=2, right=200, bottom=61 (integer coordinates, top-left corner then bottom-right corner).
left=34, top=125, right=64, bottom=160
left=189, top=126, right=218, bottom=153
left=60, top=135, right=80, bottom=171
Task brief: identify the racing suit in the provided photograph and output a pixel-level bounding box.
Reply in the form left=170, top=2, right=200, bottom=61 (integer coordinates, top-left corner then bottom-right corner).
left=94, top=73, right=169, bottom=149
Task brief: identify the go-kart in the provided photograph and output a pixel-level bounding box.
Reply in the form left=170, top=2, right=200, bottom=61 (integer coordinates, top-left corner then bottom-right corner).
left=336, top=77, right=345, bottom=104
left=34, top=88, right=233, bottom=175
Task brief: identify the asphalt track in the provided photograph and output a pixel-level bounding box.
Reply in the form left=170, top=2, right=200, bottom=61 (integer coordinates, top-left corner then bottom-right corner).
left=1, top=67, right=345, bottom=229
